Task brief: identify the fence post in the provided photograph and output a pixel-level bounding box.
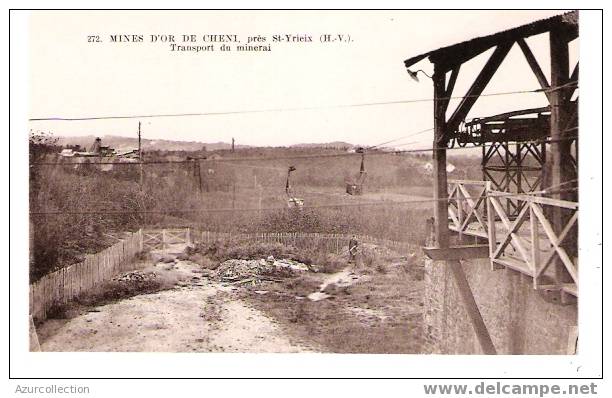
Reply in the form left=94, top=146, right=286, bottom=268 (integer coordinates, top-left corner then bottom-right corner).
left=29, top=287, right=33, bottom=319
left=186, top=228, right=192, bottom=245
left=90, top=257, right=95, bottom=289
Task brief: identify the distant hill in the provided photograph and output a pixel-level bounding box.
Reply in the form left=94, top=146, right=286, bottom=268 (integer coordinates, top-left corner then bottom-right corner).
left=55, top=135, right=249, bottom=152
left=290, top=141, right=355, bottom=149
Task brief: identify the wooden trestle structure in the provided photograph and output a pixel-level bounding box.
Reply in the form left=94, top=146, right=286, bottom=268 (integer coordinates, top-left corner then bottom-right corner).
left=406, top=11, right=579, bottom=355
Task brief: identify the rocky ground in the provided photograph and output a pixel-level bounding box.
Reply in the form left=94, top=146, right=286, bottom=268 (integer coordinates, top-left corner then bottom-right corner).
left=38, top=260, right=316, bottom=352
left=36, top=244, right=426, bottom=353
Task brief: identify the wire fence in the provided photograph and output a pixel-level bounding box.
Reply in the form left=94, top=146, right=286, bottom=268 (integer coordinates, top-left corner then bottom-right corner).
left=195, top=230, right=413, bottom=256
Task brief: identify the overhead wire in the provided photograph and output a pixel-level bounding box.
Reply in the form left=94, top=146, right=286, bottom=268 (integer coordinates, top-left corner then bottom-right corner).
left=28, top=82, right=577, bottom=122
left=28, top=80, right=578, bottom=167
left=28, top=82, right=580, bottom=215
left=368, top=128, right=433, bottom=150
left=29, top=187, right=578, bottom=216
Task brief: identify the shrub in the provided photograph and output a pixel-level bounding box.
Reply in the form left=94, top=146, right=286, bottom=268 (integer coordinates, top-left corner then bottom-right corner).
left=29, top=135, right=434, bottom=281
left=317, top=255, right=347, bottom=274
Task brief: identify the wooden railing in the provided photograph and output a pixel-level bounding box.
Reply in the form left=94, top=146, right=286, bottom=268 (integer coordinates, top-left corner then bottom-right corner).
left=29, top=229, right=144, bottom=322
left=447, top=180, right=491, bottom=238
left=487, top=191, right=578, bottom=297
left=448, top=180, right=579, bottom=297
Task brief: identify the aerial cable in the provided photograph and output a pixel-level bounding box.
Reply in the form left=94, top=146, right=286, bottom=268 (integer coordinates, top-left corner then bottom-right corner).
left=29, top=187, right=578, bottom=216
left=28, top=83, right=576, bottom=122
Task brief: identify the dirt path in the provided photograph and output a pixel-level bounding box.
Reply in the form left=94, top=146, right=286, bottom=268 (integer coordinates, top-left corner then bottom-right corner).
left=39, top=261, right=313, bottom=353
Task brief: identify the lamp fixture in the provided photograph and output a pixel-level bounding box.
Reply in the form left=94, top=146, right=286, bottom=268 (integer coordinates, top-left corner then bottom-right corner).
left=406, top=69, right=433, bottom=82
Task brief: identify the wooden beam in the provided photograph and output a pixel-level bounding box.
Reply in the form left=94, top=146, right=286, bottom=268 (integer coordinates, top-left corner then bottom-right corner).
left=492, top=257, right=533, bottom=276
left=530, top=203, right=540, bottom=287
left=550, top=27, right=572, bottom=195
left=568, top=61, right=579, bottom=98
left=490, top=200, right=532, bottom=267
left=437, top=67, right=461, bottom=130
left=447, top=41, right=513, bottom=132
left=448, top=260, right=497, bottom=354
left=431, top=62, right=497, bottom=355
left=486, top=182, right=500, bottom=270
left=458, top=184, right=487, bottom=232
left=570, top=61, right=579, bottom=84
left=550, top=27, right=576, bottom=295
left=417, top=11, right=577, bottom=72
left=517, top=38, right=552, bottom=102
left=445, top=66, right=460, bottom=97
left=433, top=66, right=450, bottom=247
left=423, top=245, right=490, bottom=261
left=531, top=205, right=578, bottom=283
left=488, top=191, right=578, bottom=210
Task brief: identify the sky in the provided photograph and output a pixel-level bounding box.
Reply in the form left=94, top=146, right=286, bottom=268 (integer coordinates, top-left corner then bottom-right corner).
left=28, top=10, right=578, bottom=148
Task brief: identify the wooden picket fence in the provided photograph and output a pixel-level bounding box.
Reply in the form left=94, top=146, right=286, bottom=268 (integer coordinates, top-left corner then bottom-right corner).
left=29, top=229, right=144, bottom=322
left=196, top=230, right=412, bottom=255
left=30, top=228, right=411, bottom=323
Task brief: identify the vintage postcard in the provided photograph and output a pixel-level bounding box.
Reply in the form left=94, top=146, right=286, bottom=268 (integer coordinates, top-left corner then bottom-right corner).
left=9, top=7, right=604, bottom=386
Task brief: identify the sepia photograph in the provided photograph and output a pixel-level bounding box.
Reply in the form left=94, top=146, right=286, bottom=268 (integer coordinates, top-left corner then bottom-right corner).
left=26, top=9, right=581, bottom=355
left=8, top=6, right=605, bottom=386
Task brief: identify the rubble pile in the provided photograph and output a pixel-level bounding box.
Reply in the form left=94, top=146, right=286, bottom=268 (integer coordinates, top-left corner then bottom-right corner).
left=274, top=258, right=310, bottom=272
left=113, top=270, right=157, bottom=283
left=216, top=259, right=269, bottom=281
left=214, top=256, right=310, bottom=283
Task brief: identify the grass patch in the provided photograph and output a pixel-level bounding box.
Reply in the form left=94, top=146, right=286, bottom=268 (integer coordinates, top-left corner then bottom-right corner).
left=242, top=256, right=426, bottom=354
left=44, top=275, right=176, bottom=322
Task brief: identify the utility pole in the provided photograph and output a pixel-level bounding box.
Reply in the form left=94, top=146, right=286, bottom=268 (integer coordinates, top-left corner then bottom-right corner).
left=138, top=121, right=144, bottom=187
left=191, top=158, right=203, bottom=196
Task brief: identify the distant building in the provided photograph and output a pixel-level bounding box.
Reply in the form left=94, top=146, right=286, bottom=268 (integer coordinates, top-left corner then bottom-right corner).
left=60, top=137, right=117, bottom=157
left=89, top=137, right=102, bottom=153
